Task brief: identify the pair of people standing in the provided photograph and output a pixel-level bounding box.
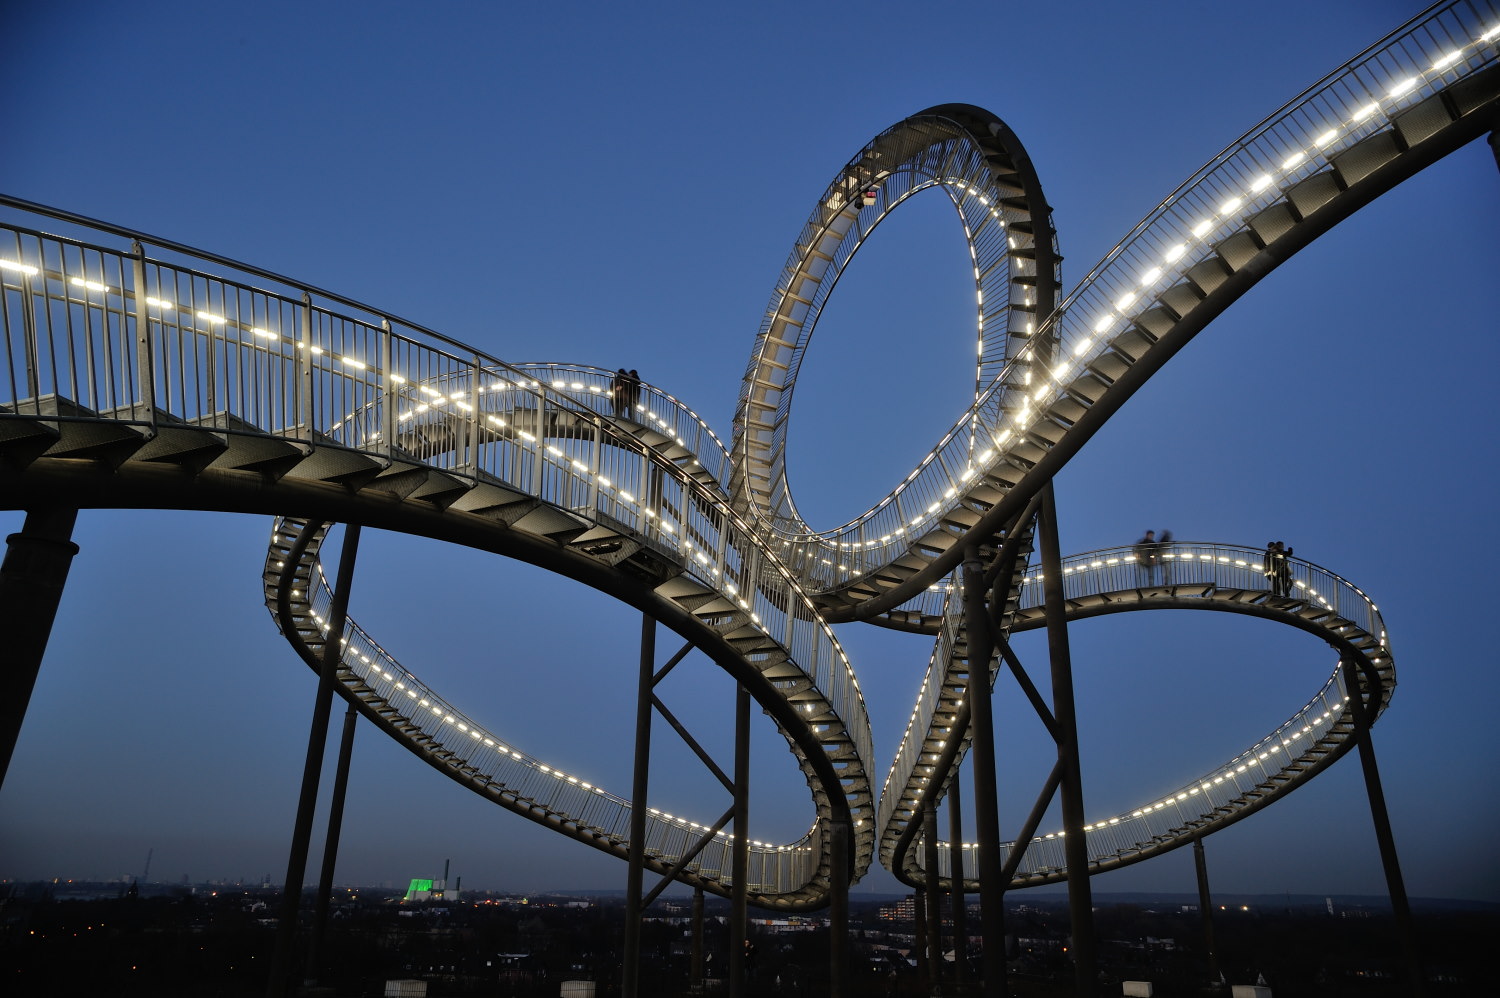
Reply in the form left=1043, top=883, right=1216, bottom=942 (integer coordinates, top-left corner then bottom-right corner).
left=611, top=368, right=641, bottom=417
left=1264, top=540, right=1294, bottom=596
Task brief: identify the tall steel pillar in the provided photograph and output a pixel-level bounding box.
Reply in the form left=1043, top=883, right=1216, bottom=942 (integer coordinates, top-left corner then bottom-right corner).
left=0, top=507, right=79, bottom=790
left=924, top=801, right=943, bottom=992
left=267, top=523, right=362, bottom=998
left=691, top=886, right=705, bottom=990
left=1037, top=487, right=1096, bottom=996
left=622, top=613, right=656, bottom=998
left=961, top=548, right=1006, bottom=998
left=728, top=683, right=750, bottom=998
left=1193, top=838, right=1221, bottom=987
left=949, top=779, right=969, bottom=992
left=1348, top=664, right=1425, bottom=997
left=307, top=700, right=359, bottom=982
left=914, top=890, right=929, bottom=981
left=829, top=815, right=850, bottom=998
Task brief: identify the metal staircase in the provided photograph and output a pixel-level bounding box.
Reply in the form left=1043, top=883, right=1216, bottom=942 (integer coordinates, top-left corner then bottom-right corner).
left=1, top=0, right=1492, bottom=913
left=733, top=4, right=1500, bottom=623
left=890, top=543, right=1393, bottom=889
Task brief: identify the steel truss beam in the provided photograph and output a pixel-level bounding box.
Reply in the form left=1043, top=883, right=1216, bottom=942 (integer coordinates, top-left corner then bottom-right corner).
left=623, top=619, right=762, bottom=998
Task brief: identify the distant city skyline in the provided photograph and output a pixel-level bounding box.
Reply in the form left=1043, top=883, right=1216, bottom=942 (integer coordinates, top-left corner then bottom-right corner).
left=14, top=874, right=1494, bottom=915
left=2, top=0, right=1497, bottom=905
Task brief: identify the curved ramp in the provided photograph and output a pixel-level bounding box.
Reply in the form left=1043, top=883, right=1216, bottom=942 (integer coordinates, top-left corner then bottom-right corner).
left=879, top=544, right=1393, bottom=888
left=734, top=4, right=1500, bottom=622
left=0, top=0, right=1494, bottom=911
left=264, top=517, right=828, bottom=908
left=0, top=216, right=877, bottom=909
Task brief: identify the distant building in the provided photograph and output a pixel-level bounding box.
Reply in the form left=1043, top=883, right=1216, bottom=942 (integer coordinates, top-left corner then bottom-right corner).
left=749, top=915, right=825, bottom=933
left=878, top=896, right=915, bottom=922
left=403, top=861, right=460, bottom=902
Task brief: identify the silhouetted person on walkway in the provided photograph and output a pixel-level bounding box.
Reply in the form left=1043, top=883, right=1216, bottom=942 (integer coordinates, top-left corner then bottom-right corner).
left=1158, top=529, right=1174, bottom=583
left=1264, top=541, right=1290, bottom=596
left=1135, top=530, right=1159, bottom=585
left=626, top=369, right=641, bottom=412
left=611, top=368, right=628, bottom=417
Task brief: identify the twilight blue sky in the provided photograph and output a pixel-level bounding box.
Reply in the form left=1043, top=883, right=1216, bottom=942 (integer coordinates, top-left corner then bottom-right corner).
left=2, top=0, right=1497, bottom=903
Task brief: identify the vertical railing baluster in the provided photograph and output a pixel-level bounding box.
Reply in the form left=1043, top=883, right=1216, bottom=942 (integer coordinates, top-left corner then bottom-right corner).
left=129, top=243, right=155, bottom=430
left=587, top=414, right=601, bottom=513
left=380, top=320, right=395, bottom=461
left=531, top=387, right=545, bottom=496
left=467, top=354, right=483, bottom=476
left=19, top=259, right=40, bottom=405
left=204, top=292, right=218, bottom=419
left=298, top=292, right=314, bottom=436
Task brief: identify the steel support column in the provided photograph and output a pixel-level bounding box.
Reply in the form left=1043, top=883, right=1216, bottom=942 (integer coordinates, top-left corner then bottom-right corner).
left=622, top=613, right=656, bottom=998
left=267, top=523, right=362, bottom=998
left=0, top=507, right=79, bottom=790
left=962, top=548, right=1006, bottom=998
left=924, top=801, right=943, bottom=992
left=949, top=779, right=969, bottom=993
left=308, top=700, right=359, bottom=983
left=1349, top=667, right=1424, bottom=997
left=1193, top=838, right=1221, bottom=988
left=1037, top=487, right=1096, bottom=995
left=829, top=816, right=850, bottom=998
left=691, top=886, right=705, bottom=991
left=728, top=683, right=750, bottom=998
left=915, top=890, right=929, bottom=980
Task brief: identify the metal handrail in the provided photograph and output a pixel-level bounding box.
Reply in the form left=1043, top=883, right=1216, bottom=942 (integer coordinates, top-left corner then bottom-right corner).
left=742, top=1, right=1500, bottom=597
left=1, top=2, right=1482, bottom=899
left=0, top=208, right=876, bottom=898
left=507, top=361, right=733, bottom=487
left=733, top=108, right=1054, bottom=567
left=277, top=518, right=821, bottom=900
left=878, top=542, right=1392, bottom=883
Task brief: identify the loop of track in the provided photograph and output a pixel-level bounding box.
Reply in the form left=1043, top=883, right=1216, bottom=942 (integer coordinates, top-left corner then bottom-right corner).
left=1, top=0, right=1495, bottom=906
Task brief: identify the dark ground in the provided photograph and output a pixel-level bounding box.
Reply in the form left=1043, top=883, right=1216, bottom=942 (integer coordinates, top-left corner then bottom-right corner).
left=1, top=883, right=1492, bottom=996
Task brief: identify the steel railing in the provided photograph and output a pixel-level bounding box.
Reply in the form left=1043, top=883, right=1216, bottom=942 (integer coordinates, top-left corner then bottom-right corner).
left=878, top=543, right=1391, bottom=882
left=278, top=517, right=821, bottom=897
left=745, top=0, right=1500, bottom=596
left=0, top=199, right=875, bottom=898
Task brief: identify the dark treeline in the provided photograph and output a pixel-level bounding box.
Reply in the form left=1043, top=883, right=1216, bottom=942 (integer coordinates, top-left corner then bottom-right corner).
left=0, top=883, right=1492, bottom=996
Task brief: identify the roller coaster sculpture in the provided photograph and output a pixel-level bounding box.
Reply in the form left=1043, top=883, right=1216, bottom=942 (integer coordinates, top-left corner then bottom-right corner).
left=2, top=0, right=1496, bottom=949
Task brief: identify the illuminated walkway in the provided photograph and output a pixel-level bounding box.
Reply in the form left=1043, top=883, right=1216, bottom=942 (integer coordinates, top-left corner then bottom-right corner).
left=878, top=542, right=1391, bottom=887
left=2, top=1, right=1496, bottom=915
